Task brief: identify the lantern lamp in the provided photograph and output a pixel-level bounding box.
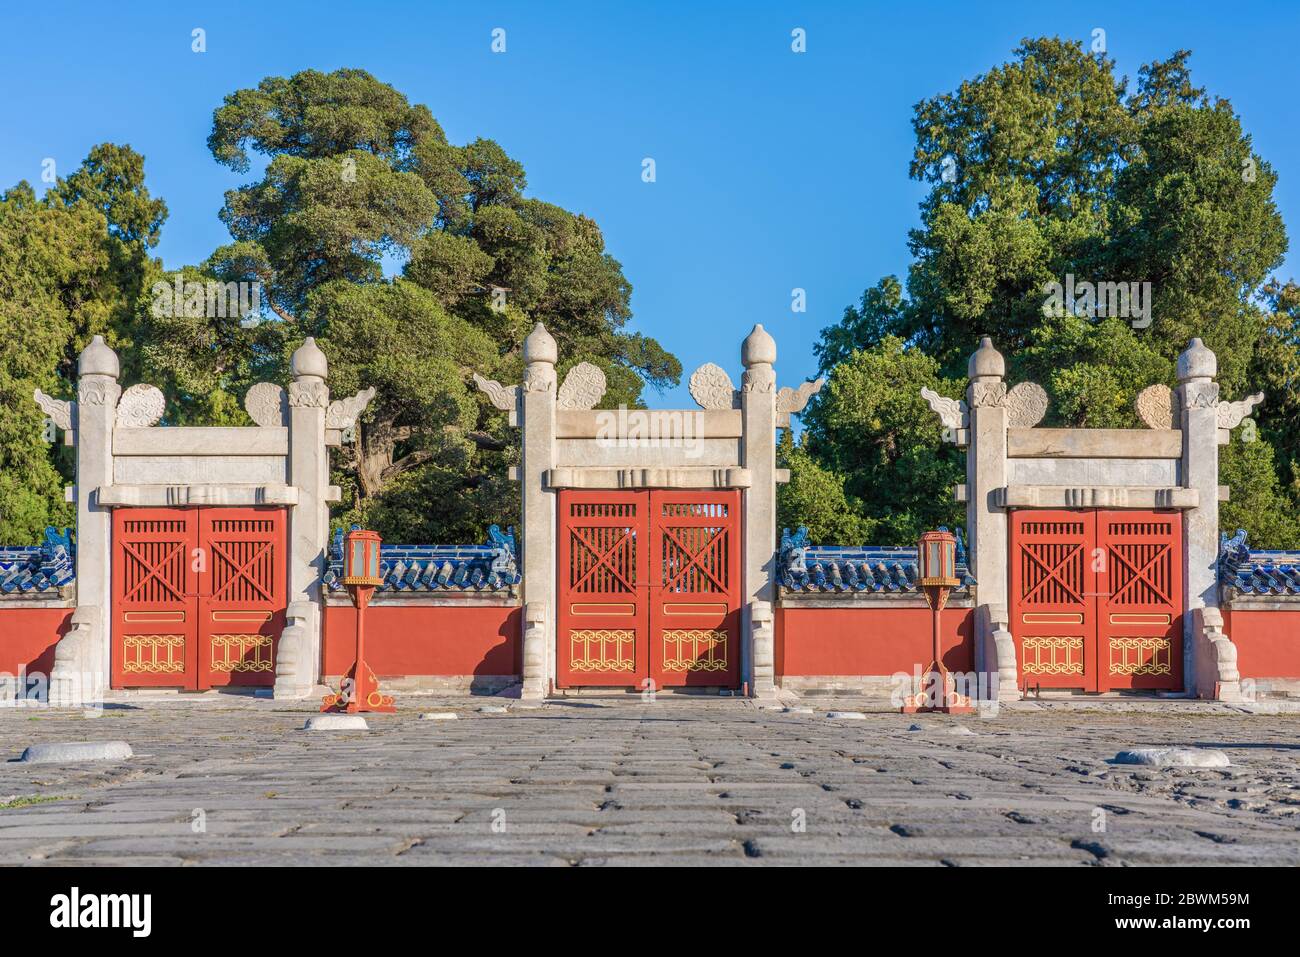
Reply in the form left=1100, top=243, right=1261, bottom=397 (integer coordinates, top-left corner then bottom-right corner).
left=343, top=528, right=384, bottom=587
left=321, top=527, right=395, bottom=714
left=902, top=527, right=973, bottom=715
left=917, top=529, right=958, bottom=589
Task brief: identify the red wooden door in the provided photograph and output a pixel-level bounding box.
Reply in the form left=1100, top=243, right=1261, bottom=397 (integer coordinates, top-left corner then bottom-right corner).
left=112, top=509, right=200, bottom=688
left=1096, top=512, right=1182, bottom=691
left=1010, top=509, right=1183, bottom=693
left=112, top=507, right=285, bottom=690
left=649, top=490, right=741, bottom=689
left=556, top=491, right=649, bottom=687
left=198, top=508, right=286, bottom=689
left=1009, top=511, right=1096, bottom=691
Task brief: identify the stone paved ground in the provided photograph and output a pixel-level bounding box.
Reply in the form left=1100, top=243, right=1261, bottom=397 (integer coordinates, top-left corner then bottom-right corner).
left=1, top=695, right=1298, bottom=865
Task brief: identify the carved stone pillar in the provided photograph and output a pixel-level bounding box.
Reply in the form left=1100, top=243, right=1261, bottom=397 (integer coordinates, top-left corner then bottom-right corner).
left=966, top=337, right=1009, bottom=696
left=285, top=337, right=331, bottom=694
left=74, top=336, right=121, bottom=682
left=520, top=324, right=558, bottom=699
left=1177, top=338, right=1221, bottom=697
left=740, top=324, right=778, bottom=696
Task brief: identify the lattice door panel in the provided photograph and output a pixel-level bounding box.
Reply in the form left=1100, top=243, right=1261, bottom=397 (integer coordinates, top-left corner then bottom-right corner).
left=556, top=492, right=649, bottom=686
left=113, top=507, right=286, bottom=690
left=197, top=509, right=286, bottom=688
left=111, top=509, right=199, bottom=688
left=648, top=491, right=741, bottom=689
left=1009, top=511, right=1097, bottom=691
left=1097, top=512, right=1182, bottom=691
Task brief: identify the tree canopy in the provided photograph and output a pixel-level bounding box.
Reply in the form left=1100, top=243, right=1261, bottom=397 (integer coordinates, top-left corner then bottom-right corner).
left=787, top=38, right=1299, bottom=547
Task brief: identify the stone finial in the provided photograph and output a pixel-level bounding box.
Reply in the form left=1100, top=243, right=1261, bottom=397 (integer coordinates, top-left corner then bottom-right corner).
left=1178, top=338, right=1216, bottom=382
left=291, top=337, right=329, bottom=379
left=968, top=336, right=1005, bottom=380
left=741, top=324, right=777, bottom=367
left=523, top=322, right=557, bottom=365
left=78, top=335, right=119, bottom=378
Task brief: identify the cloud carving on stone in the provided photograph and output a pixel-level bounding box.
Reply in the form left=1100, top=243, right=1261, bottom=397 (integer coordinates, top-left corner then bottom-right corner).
left=33, top=389, right=73, bottom=431
left=776, top=379, right=825, bottom=414
left=557, top=362, right=607, bottom=410
left=920, top=386, right=967, bottom=430
left=326, top=387, right=378, bottom=429
left=473, top=372, right=518, bottom=411
left=689, top=363, right=736, bottom=410
left=115, top=384, right=166, bottom=428
left=244, top=382, right=286, bottom=427
left=1217, top=392, right=1264, bottom=429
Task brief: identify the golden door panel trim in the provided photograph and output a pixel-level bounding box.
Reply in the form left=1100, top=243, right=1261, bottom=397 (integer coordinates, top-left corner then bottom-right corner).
left=122, top=635, right=186, bottom=674
left=569, top=603, right=635, bottom=616
left=569, top=629, right=636, bottom=672
left=210, top=634, right=275, bottom=673
left=1019, top=636, right=1084, bottom=676
left=123, top=611, right=185, bottom=623
left=1108, top=636, right=1172, bottom=676
left=663, top=603, right=728, bottom=616
left=1109, top=613, right=1172, bottom=625
left=210, top=611, right=274, bottom=623
left=1022, top=613, right=1084, bottom=624
left=661, top=629, right=728, bottom=672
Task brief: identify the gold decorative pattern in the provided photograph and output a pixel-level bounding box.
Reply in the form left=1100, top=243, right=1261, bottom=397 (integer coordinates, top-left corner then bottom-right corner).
left=1109, top=636, right=1171, bottom=676
left=210, top=634, right=274, bottom=673
left=1019, top=636, right=1084, bottom=676
left=122, top=635, right=185, bottom=674
left=569, top=629, right=635, bottom=672
left=662, top=629, right=728, bottom=672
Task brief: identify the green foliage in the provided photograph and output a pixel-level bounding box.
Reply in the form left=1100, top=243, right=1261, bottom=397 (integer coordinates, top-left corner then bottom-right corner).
left=0, top=144, right=165, bottom=543
left=798, top=38, right=1297, bottom=547
left=195, top=68, right=679, bottom=542
left=776, top=432, right=871, bottom=546
left=791, top=337, right=964, bottom=545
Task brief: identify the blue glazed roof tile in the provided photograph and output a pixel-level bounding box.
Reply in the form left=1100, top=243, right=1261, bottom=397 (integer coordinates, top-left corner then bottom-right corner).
left=0, top=528, right=75, bottom=596
left=324, top=525, right=519, bottom=594
left=777, top=527, right=974, bottom=595
left=1218, top=529, right=1300, bottom=596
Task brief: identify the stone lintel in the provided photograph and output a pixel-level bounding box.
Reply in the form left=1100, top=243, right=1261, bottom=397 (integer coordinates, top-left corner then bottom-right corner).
left=114, top=426, right=288, bottom=456
left=555, top=408, right=742, bottom=439
left=95, top=484, right=300, bottom=507
left=544, top=467, right=752, bottom=489
left=1008, top=428, right=1181, bottom=459
left=995, top=485, right=1198, bottom=509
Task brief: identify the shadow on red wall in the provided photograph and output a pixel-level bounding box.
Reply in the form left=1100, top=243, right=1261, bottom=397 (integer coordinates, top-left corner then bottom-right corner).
left=323, top=603, right=521, bottom=685
left=0, top=608, right=73, bottom=677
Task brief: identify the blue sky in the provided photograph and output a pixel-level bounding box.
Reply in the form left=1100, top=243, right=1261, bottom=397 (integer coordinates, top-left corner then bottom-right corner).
left=3, top=1, right=1297, bottom=406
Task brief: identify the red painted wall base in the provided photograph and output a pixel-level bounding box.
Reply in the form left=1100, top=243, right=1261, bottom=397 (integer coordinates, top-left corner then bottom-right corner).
left=323, top=603, right=521, bottom=679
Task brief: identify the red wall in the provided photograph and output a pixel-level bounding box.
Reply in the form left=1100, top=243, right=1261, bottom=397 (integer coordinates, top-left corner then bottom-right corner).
left=323, top=603, right=520, bottom=677
left=1223, top=607, right=1300, bottom=679
left=0, top=607, right=73, bottom=676
left=776, top=604, right=975, bottom=676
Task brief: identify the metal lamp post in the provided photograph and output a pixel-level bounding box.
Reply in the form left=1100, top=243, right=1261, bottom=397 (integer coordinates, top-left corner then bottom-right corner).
left=321, top=528, right=395, bottom=713
left=902, top=529, right=973, bottom=715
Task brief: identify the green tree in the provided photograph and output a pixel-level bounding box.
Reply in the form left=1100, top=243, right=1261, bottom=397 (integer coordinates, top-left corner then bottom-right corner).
left=0, top=144, right=166, bottom=543
left=144, top=68, right=681, bottom=542
left=800, top=38, right=1297, bottom=546
left=791, top=337, right=964, bottom=545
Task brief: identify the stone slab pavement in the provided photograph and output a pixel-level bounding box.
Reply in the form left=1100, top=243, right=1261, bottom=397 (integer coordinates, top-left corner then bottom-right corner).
left=1, top=694, right=1298, bottom=866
